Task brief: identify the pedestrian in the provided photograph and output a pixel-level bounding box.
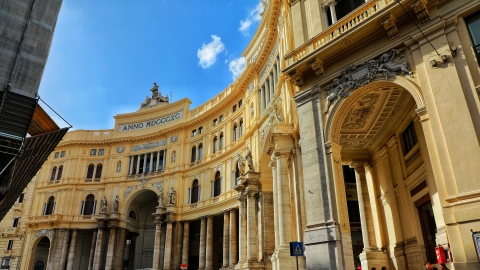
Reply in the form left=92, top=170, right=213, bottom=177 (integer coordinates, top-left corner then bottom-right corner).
left=425, top=261, right=438, bottom=270
left=381, top=267, right=387, bottom=270
left=439, top=263, right=449, bottom=270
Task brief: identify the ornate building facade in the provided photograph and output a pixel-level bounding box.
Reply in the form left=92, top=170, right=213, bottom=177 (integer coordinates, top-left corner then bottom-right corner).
left=1, top=0, right=480, bottom=270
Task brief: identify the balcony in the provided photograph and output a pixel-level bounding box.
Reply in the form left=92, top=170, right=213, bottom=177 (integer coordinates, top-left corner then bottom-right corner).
left=28, top=214, right=63, bottom=225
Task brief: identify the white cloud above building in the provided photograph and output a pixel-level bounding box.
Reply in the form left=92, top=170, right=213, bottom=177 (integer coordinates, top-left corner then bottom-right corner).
left=197, top=35, right=225, bottom=68
left=239, top=2, right=263, bottom=36
left=228, top=57, right=246, bottom=80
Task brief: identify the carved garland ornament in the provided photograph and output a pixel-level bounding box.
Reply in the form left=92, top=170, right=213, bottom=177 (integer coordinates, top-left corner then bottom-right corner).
left=324, top=49, right=412, bottom=113
left=124, top=186, right=137, bottom=199
left=34, top=229, right=53, bottom=239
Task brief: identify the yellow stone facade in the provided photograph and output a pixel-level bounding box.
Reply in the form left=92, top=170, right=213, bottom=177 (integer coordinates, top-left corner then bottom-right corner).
left=1, top=0, right=480, bottom=270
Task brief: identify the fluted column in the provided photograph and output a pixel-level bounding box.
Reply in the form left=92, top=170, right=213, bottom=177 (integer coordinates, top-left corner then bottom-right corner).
left=92, top=228, right=104, bottom=270
left=229, top=209, right=238, bottom=268
left=153, top=220, right=163, bottom=270
left=66, top=229, right=78, bottom=270
left=163, top=221, right=173, bottom=270
left=223, top=211, right=230, bottom=268
left=59, top=229, right=70, bottom=270
left=247, top=192, right=258, bottom=261
left=87, top=230, right=97, bottom=270
left=181, top=221, right=190, bottom=265
left=205, top=216, right=214, bottom=270
left=105, top=227, right=117, bottom=270
left=276, top=153, right=293, bottom=246
left=199, top=217, right=207, bottom=270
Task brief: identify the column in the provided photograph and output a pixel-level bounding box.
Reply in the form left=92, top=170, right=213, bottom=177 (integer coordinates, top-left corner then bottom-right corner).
left=262, top=85, right=267, bottom=111
left=135, top=155, right=140, bottom=174
left=322, top=6, right=329, bottom=27
left=149, top=152, right=153, bottom=172
left=143, top=153, right=147, bottom=173
left=87, top=230, right=97, bottom=270
left=238, top=196, right=247, bottom=263
left=59, top=229, right=70, bottom=270
left=163, top=221, right=173, bottom=270
left=127, top=233, right=137, bottom=270
left=156, top=150, right=161, bottom=171
left=351, top=163, right=374, bottom=252
left=328, top=1, right=337, bottom=24
left=247, top=192, right=258, bottom=261
left=271, top=160, right=280, bottom=246
left=229, top=209, right=238, bottom=268
left=128, top=156, right=134, bottom=175
left=163, top=149, right=167, bottom=169
left=153, top=221, right=163, bottom=270
left=276, top=153, right=293, bottom=246
left=223, top=211, right=230, bottom=268
left=181, top=221, right=190, bottom=265
left=265, top=79, right=270, bottom=106
left=199, top=217, right=207, bottom=270
left=92, top=228, right=104, bottom=270
left=105, top=227, right=117, bottom=270
left=205, top=216, right=214, bottom=270
left=269, top=72, right=274, bottom=100
left=66, top=229, right=78, bottom=270
left=258, top=88, right=263, bottom=113
left=113, top=228, right=127, bottom=270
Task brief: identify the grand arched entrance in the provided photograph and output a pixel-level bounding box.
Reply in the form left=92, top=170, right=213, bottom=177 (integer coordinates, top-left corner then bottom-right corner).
left=327, top=82, right=446, bottom=269
left=31, top=236, right=50, bottom=270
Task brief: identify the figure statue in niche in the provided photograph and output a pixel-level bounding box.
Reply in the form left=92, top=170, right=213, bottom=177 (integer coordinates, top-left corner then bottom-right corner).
left=237, top=155, right=246, bottom=175
left=171, top=151, right=176, bottom=163
left=157, top=187, right=164, bottom=208
left=100, top=196, right=108, bottom=213
left=245, top=147, right=254, bottom=172
left=116, top=161, right=121, bottom=173
left=112, top=195, right=120, bottom=213
left=377, top=49, right=413, bottom=79
left=168, top=187, right=176, bottom=205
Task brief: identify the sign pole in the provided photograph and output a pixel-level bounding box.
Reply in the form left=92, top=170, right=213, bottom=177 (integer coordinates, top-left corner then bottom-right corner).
left=296, top=256, right=299, bottom=270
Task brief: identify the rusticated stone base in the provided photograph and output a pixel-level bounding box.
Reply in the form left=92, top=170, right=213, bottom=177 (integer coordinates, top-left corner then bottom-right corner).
left=404, top=238, right=427, bottom=270
left=359, top=250, right=389, bottom=270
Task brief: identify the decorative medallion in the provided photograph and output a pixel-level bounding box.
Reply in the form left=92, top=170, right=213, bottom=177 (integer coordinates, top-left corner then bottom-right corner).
left=138, top=178, right=151, bottom=189
left=116, top=146, right=126, bottom=153
left=170, top=135, right=179, bottom=143
left=34, top=229, right=53, bottom=239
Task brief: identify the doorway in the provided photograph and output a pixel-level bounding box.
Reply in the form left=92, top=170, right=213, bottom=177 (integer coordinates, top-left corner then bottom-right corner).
left=416, top=195, right=437, bottom=263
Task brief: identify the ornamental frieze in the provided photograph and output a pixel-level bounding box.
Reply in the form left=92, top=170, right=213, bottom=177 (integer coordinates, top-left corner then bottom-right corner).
left=131, top=140, right=167, bottom=152
left=324, top=49, right=412, bottom=113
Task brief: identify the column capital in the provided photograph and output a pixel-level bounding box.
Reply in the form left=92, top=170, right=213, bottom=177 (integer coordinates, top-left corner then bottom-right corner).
left=245, top=190, right=259, bottom=198
left=324, top=141, right=342, bottom=154
left=350, top=161, right=369, bottom=173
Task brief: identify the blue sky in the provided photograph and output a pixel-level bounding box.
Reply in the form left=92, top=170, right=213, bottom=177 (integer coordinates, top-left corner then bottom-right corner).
left=38, top=0, right=263, bottom=130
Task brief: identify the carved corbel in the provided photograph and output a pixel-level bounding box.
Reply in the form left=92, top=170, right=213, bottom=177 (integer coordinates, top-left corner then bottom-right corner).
left=288, top=70, right=304, bottom=87
left=309, top=58, right=325, bottom=77
left=380, top=14, right=399, bottom=39
left=410, top=0, right=430, bottom=23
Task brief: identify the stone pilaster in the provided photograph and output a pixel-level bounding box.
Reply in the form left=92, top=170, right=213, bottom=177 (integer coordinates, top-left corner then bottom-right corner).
left=235, top=193, right=247, bottom=269
left=199, top=216, right=207, bottom=270
left=92, top=228, right=105, bottom=270
left=181, top=221, right=189, bottom=265
left=112, top=227, right=126, bottom=270
left=229, top=209, right=238, bottom=268
left=163, top=221, right=173, bottom=270
left=223, top=211, right=230, bottom=268
left=105, top=214, right=120, bottom=270
left=66, top=229, right=78, bottom=270
left=246, top=192, right=258, bottom=262
left=152, top=216, right=164, bottom=270
left=59, top=229, right=70, bottom=270
left=87, top=230, right=97, bottom=270
left=205, top=215, right=214, bottom=270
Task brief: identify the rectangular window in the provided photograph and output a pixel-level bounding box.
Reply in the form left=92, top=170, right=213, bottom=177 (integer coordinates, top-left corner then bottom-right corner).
left=213, top=119, right=217, bottom=126
left=18, top=193, right=25, bottom=203
left=98, top=149, right=104, bottom=156
left=466, top=12, right=480, bottom=64
left=12, top=218, right=19, bottom=228
left=54, top=152, right=59, bottom=158
left=192, top=129, right=196, bottom=137
left=239, top=99, right=242, bottom=107
left=60, top=150, right=66, bottom=157
left=402, top=121, right=418, bottom=154
left=198, top=126, right=203, bottom=134
left=233, top=105, right=237, bottom=112
left=1, top=258, right=11, bottom=267
left=7, top=240, right=13, bottom=250
left=90, top=149, right=97, bottom=156
left=342, top=165, right=356, bottom=183
left=219, top=115, right=224, bottom=122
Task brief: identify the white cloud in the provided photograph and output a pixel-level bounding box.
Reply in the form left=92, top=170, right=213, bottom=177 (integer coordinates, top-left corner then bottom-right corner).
left=197, top=35, right=225, bottom=68
left=228, top=57, right=246, bottom=80
left=239, top=2, right=264, bottom=35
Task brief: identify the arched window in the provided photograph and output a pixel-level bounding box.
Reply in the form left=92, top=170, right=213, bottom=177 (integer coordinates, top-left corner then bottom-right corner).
left=86, top=164, right=94, bottom=179
left=43, top=196, right=55, bottom=215
left=239, top=119, right=244, bottom=137
left=212, top=171, right=221, bottom=197
left=191, top=146, right=197, bottom=163
left=129, top=210, right=136, bottom=220
left=190, top=179, right=200, bottom=204
left=233, top=124, right=238, bottom=141
left=81, top=194, right=96, bottom=215
left=56, top=166, right=63, bottom=180
left=95, top=164, right=103, bottom=179
left=50, top=167, right=57, bottom=181
left=34, top=261, right=45, bottom=270
left=219, top=133, right=224, bottom=150
left=198, top=144, right=203, bottom=160
left=213, top=136, right=218, bottom=153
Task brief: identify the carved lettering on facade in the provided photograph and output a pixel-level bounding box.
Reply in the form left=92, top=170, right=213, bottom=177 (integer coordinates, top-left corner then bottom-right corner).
left=118, top=111, right=183, bottom=132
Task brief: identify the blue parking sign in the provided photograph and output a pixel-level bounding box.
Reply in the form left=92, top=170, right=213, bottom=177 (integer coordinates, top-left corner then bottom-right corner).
left=289, top=242, right=304, bottom=256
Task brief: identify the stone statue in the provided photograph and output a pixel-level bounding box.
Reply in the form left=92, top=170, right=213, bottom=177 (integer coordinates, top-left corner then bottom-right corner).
left=237, top=155, right=246, bottom=175
left=325, top=78, right=346, bottom=113
left=100, top=196, right=107, bottom=213
left=168, top=187, right=176, bottom=205
left=245, top=147, right=254, bottom=172
left=377, top=49, right=413, bottom=80
left=116, top=161, right=121, bottom=173
left=171, top=151, right=176, bottom=163
left=150, top=82, right=169, bottom=103
left=157, top=187, right=164, bottom=208
left=141, top=95, right=151, bottom=107
left=112, top=195, right=120, bottom=213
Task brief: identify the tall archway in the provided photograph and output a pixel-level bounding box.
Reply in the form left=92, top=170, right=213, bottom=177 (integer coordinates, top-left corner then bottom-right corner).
left=326, top=81, right=441, bottom=269
left=31, top=237, right=50, bottom=270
